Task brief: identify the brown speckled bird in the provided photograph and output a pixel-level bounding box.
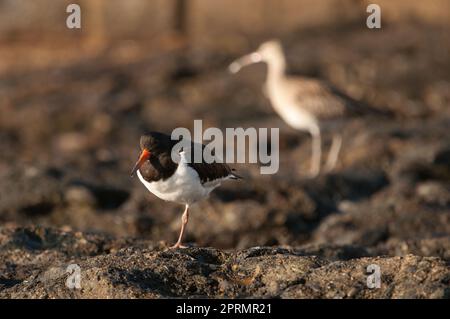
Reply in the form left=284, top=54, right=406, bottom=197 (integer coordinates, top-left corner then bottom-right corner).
left=230, top=40, right=388, bottom=177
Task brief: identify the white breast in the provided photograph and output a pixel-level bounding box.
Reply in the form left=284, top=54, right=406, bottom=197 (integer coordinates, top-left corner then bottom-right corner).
left=137, top=152, right=224, bottom=205
left=267, top=81, right=318, bottom=132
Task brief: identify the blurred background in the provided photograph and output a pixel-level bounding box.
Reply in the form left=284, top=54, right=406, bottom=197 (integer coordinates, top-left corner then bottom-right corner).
left=0, top=0, right=449, bottom=257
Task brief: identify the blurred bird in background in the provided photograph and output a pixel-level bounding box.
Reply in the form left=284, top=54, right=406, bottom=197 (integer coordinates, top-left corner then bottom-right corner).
left=230, top=40, right=390, bottom=177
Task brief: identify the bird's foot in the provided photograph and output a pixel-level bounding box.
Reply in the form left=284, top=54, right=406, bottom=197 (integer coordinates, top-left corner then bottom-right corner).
left=301, top=168, right=320, bottom=179
left=169, top=242, right=188, bottom=249
left=323, top=164, right=335, bottom=174
left=297, top=168, right=319, bottom=179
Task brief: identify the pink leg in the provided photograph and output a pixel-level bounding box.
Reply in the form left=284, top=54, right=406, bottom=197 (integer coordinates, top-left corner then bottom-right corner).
left=170, top=205, right=189, bottom=249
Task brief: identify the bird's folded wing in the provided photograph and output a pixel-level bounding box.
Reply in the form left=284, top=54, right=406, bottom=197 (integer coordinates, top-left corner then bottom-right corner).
left=180, top=142, right=237, bottom=184
left=293, top=78, right=388, bottom=119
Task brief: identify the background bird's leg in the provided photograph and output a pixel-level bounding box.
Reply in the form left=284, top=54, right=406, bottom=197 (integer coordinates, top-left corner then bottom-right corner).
left=324, top=134, right=342, bottom=172
left=310, top=129, right=321, bottom=177
left=171, top=204, right=189, bottom=249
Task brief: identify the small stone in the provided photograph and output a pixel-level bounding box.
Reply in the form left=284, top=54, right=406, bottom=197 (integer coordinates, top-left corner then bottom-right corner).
left=416, top=182, right=450, bottom=206
left=65, top=186, right=96, bottom=207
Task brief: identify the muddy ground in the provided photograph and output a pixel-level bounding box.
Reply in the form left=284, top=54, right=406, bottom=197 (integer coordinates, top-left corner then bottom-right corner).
left=0, top=23, right=449, bottom=298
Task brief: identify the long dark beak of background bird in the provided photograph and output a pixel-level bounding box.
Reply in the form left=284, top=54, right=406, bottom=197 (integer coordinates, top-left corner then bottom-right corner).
left=228, top=52, right=262, bottom=73
left=131, top=149, right=150, bottom=177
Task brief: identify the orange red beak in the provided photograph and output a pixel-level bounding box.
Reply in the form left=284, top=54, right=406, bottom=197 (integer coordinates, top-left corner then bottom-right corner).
left=131, top=149, right=150, bottom=177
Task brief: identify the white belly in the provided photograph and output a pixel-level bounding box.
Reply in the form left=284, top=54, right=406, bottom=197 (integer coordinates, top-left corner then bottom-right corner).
left=137, top=155, right=223, bottom=205
left=274, top=101, right=316, bottom=131
left=267, top=84, right=318, bottom=132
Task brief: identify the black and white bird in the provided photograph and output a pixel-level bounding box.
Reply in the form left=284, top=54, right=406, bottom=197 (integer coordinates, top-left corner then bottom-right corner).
left=230, top=40, right=389, bottom=177
left=131, top=132, right=240, bottom=249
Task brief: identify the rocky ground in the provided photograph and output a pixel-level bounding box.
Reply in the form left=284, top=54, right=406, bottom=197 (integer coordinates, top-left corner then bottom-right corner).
left=0, top=227, right=448, bottom=298
left=0, top=23, right=449, bottom=298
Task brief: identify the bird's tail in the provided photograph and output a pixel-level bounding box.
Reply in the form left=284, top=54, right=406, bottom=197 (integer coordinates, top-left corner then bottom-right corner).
left=229, top=169, right=243, bottom=180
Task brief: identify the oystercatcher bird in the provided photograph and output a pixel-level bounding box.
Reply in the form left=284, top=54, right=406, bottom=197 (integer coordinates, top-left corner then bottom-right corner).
left=131, top=132, right=241, bottom=248
left=229, top=40, right=390, bottom=177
